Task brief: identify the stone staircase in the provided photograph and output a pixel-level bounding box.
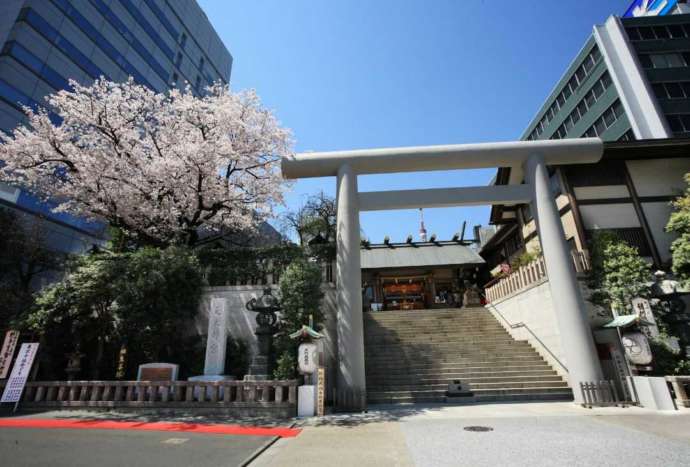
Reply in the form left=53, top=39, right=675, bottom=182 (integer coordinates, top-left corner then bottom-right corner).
left=364, top=308, right=572, bottom=405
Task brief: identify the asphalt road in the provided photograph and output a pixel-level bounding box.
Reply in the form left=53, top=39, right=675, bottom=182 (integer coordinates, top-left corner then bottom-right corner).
left=0, top=427, right=270, bottom=467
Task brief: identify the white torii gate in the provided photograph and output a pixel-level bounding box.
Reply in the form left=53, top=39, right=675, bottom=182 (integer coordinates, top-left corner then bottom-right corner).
left=282, top=138, right=605, bottom=409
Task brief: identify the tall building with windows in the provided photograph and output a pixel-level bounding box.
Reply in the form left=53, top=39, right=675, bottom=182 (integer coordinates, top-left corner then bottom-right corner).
left=487, top=3, right=690, bottom=272
left=0, top=0, right=232, bottom=253
left=523, top=4, right=690, bottom=142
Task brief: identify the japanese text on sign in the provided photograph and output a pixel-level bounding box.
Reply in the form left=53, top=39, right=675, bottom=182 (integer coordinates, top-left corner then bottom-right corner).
left=1, top=343, right=39, bottom=403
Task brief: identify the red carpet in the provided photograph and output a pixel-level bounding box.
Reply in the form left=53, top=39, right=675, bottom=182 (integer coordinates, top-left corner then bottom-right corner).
left=0, top=418, right=301, bottom=438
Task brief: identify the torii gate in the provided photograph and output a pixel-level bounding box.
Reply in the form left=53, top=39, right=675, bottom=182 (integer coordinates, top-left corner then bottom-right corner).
left=282, top=138, right=605, bottom=409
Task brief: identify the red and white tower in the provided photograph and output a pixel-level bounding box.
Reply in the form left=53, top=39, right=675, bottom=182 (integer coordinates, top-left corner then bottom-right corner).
left=419, top=208, right=427, bottom=242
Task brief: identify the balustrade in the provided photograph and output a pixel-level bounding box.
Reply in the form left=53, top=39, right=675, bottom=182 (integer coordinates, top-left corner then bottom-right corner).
left=0, top=380, right=298, bottom=410
left=485, top=250, right=590, bottom=303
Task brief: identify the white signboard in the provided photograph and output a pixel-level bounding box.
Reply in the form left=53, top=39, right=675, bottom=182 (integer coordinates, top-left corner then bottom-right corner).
left=621, top=332, right=653, bottom=366
left=632, top=297, right=660, bottom=338
left=0, top=330, right=20, bottom=379
left=316, top=367, right=325, bottom=417
left=1, top=343, right=39, bottom=403
left=298, top=343, right=318, bottom=375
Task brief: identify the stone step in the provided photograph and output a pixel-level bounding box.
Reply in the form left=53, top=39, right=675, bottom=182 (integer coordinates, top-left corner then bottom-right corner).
left=364, top=334, right=515, bottom=342
left=366, top=371, right=560, bottom=385
left=367, top=376, right=568, bottom=392
left=366, top=360, right=552, bottom=371
left=366, top=366, right=558, bottom=378
left=366, top=364, right=551, bottom=375
left=367, top=387, right=573, bottom=404
left=365, top=353, right=545, bottom=363
left=365, top=342, right=533, bottom=351
left=365, top=310, right=492, bottom=319
left=364, top=326, right=502, bottom=338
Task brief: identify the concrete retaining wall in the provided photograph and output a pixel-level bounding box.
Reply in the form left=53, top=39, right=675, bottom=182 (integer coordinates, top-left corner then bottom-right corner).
left=488, top=279, right=608, bottom=383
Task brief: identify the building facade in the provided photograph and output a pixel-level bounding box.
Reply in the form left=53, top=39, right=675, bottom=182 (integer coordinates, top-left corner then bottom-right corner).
left=0, top=0, right=232, bottom=253
left=360, top=240, right=485, bottom=311
left=523, top=8, right=690, bottom=143
left=487, top=7, right=690, bottom=273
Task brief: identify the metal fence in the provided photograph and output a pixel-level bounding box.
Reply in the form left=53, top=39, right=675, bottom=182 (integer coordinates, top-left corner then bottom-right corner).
left=580, top=380, right=637, bottom=408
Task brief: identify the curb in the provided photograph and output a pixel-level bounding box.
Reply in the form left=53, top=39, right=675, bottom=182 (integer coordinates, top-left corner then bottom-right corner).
left=240, top=422, right=298, bottom=467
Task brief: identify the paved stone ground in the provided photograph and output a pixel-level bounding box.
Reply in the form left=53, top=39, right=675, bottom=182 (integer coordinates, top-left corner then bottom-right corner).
left=252, top=402, right=690, bottom=467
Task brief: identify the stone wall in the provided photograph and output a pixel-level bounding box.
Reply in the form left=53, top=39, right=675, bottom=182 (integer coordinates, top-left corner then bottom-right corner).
left=197, top=285, right=338, bottom=397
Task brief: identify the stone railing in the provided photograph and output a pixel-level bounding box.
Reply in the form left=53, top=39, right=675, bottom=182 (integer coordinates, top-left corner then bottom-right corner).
left=0, top=380, right=298, bottom=417
left=484, top=251, right=591, bottom=303
left=666, top=375, right=690, bottom=408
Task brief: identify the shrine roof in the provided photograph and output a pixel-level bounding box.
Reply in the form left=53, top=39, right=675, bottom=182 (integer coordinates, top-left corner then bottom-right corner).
left=361, top=241, right=485, bottom=270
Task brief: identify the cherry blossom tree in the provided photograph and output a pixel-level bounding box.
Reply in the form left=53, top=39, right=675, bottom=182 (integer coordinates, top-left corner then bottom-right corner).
left=0, top=78, right=292, bottom=246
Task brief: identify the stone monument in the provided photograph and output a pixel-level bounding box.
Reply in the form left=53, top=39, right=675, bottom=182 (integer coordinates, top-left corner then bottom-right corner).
left=189, top=297, right=234, bottom=383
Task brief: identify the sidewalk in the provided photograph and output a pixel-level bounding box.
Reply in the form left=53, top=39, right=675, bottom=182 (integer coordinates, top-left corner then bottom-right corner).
left=252, top=402, right=690, bottom=467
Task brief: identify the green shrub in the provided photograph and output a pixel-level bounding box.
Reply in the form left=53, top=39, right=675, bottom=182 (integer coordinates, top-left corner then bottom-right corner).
left=273, top=351, right=297, bottom=380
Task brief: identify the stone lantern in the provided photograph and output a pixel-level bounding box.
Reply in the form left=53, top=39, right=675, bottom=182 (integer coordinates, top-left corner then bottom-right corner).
left=245, top=288, right=280, bottom=381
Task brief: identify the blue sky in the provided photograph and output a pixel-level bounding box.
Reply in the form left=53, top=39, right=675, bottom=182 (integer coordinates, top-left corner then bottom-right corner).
left=198, top=0, right=630, bottom=243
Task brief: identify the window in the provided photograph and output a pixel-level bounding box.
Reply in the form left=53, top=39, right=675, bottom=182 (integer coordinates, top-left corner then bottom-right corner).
left=180, top=33, right=187, bottom=48
left=653, top=26, right=670, bottom=39
left=195, top=75, right=201, bottom=89
left=582, top=100, right=625, bottom=138
left=562, top=84, right=572, bottom=100
left=668, top=24, right=686, bottom=38
left=591, top=47, right=601, bottom=63
left=667, top=114, right=690, bottom=134
left=666, top=82, right=685, bottom=99
left=640, top=27, right=656, bottom=40
left=618, top=129, right=635, bottom=142
left=613, top=101, right=624, bottom=119
left=171, top=72, right=178, bottom=85
left=175, top=52, right=182, bottom=67
left=627, top=27, right=642, bottom=41
left=564, top=116, right=574, bottom=132
left=641, top=53, right=688, bottom=69
left=601, top=72, right=612, bottom=89
left=638, top=54, right=653, bottom=68
left=199, top=57, right=205, bottom=70
left=575, top=66, right=586, bottom=84
left=557, top=93, right=566, bottom=107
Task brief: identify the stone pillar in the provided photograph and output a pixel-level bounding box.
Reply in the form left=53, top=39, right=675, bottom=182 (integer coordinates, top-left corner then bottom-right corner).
left=526, top=153, right=602, bottom=403
left=336, top=163, right=366, bottom=410
left=189, top=297, right=233, bottom=383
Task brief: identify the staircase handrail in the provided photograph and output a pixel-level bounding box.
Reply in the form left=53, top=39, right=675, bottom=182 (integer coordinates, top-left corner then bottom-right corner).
left=480, top=291, right=569, bottom=374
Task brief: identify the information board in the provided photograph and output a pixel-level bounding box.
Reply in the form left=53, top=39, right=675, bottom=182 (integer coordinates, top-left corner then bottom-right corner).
left=1, top=343, right=39, bottom=403
left=0, top=330, right=20, bottom=379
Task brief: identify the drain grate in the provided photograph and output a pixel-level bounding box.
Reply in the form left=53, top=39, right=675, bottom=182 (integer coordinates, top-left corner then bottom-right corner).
left=463, top=426, right=493, bottom=432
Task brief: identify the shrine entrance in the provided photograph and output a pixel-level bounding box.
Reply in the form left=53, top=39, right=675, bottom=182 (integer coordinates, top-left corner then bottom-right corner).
left=281, top=139, right=606, bottom=409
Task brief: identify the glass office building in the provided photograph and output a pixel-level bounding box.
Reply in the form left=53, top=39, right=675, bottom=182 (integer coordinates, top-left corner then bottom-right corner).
left=0, top=0, right=232, bottom=253
left=523, top=5, right=690, bottom=143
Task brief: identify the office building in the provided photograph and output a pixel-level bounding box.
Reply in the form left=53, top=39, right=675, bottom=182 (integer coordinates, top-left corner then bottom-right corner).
left=0, top=0, right=232, bottom=253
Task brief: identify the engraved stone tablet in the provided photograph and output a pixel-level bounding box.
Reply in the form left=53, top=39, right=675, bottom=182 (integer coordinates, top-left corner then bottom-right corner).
left=204, top=297, right=228, bottom=375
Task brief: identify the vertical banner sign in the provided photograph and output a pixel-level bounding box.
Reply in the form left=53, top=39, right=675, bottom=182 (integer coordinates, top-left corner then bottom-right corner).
left=1, top=343, right=39, bottom=403
left=316, top=367, right=325, bottom=417
left=0, top=330, right=20, bottom=379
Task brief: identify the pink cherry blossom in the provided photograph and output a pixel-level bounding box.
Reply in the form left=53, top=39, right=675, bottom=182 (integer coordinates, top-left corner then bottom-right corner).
left=0, top=78, right=292, bottom=245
